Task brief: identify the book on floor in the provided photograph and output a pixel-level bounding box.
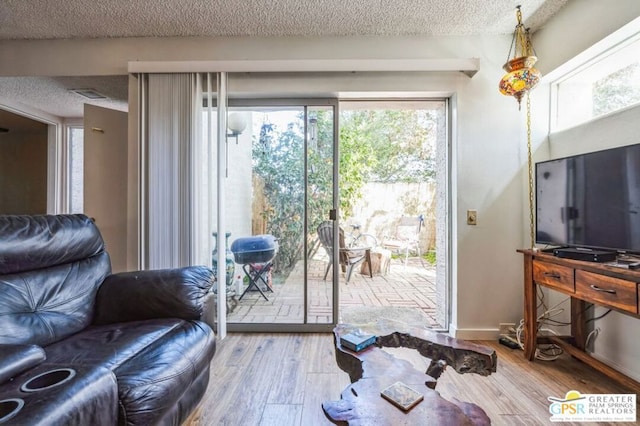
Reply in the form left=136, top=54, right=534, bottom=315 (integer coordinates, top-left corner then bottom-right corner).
left=339, top=331, right=376, bottom=352
left=380, top=381, right=424, bottom=411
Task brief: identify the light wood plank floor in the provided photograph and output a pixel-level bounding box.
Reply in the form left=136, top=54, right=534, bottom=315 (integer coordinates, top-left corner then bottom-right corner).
left=186, top=333, right=638, bottom=426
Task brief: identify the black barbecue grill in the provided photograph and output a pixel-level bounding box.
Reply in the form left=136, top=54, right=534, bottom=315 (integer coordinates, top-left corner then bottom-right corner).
left=230, top=235, right=278, bottom=300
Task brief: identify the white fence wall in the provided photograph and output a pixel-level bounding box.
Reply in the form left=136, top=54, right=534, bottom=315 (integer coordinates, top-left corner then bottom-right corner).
left=348, top=181, right=436, bottom=252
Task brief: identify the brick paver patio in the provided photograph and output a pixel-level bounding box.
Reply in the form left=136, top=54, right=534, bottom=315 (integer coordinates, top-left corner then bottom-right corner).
left=225, top=254, right=439, bottom=328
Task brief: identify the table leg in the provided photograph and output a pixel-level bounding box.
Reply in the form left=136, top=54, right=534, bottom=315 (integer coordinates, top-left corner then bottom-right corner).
left=571, top=297, right=587, bottom=351
left=523, top=253, right=537, bottom=361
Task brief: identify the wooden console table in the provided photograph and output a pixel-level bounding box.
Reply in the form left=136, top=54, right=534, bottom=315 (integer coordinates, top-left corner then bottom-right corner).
left=519, top=249, right=640, bottom=393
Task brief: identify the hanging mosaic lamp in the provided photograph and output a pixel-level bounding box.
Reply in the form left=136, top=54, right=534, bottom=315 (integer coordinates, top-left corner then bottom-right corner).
left=499, top=6, right=542, bottom=109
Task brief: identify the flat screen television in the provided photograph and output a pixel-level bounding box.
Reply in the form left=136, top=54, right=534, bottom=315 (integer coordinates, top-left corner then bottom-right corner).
left=535, top=143, right=640, bottom=254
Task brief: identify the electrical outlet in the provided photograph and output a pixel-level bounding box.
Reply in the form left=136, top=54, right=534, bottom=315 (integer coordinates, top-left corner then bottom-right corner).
left=499, top=322, right=516, bottom=336
left=467, top=209, right=477, bottom=225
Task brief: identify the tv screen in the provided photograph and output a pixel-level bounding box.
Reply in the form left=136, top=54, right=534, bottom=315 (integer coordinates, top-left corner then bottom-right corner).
left=535, top=144, right=640, bottom=253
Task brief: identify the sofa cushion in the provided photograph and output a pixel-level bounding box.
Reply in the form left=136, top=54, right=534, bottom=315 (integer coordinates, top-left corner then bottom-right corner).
left=42, top=319, right=215, bottom=425
left=43, top=319, right=190, bottom=368
left=113, top=321, right=215, bottom=425
left=94, top=267, right=214, bottom=325
left=157, top=367, right=211, bottom=426
left=0, top=344, right=46, bottom=384
left=0, top=252, right=110, bottom=346
left=0, top=363, right=118, bottom=426
left=0, top=214, right=104, bottom=275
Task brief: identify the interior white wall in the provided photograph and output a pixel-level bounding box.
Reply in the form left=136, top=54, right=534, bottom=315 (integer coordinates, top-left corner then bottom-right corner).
left=0, top=32, right=532, bottom=338
left=0, top=36, right=489, bottom=77
left=533, top=0, right=640, bottom=76
left=0, top=127, right=48, bottom=214
left=548, top=107, right=640, bottom=159
left=0, top=100, right=65, bottom=214
left=83, top=104, right=129, bottom=273
left=127, top=75, right=140, bottom=270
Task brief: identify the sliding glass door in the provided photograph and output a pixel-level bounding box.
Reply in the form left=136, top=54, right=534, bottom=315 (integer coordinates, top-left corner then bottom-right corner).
left=214, top=99, right=338, bottom=332
left=137, top=72, right=451, bottom=335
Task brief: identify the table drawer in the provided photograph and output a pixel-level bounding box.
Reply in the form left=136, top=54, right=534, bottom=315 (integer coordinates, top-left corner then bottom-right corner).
left=575, top=270, right=638, bottom=314
left=533, top=260, right=575, bottom=293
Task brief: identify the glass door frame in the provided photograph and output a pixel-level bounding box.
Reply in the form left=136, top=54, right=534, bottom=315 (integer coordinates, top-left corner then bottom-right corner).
left=225, top=97, right=340, bottom=333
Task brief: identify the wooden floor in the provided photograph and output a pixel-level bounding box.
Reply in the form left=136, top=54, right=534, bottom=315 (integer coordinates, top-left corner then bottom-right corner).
left=186, top=333, right=637, bottom=426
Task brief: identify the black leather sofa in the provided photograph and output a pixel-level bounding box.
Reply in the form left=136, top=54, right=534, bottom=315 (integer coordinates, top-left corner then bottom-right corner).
left=0, top=214, right=216, bottom=425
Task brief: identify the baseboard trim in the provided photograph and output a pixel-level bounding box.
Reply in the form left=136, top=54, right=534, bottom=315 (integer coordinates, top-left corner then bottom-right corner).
left=448, top=324, right=500, bottom=340
left=589, top=351, right=640, bottom=382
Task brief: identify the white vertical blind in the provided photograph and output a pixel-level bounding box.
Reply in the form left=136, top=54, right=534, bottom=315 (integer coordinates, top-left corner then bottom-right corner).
left=145, top=73, right=204, bottom=268
left=139, top=72, right=227, bottom=336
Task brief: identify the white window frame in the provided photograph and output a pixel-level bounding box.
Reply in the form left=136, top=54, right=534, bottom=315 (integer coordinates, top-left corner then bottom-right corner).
left=550, top=21, right=640, bottom=133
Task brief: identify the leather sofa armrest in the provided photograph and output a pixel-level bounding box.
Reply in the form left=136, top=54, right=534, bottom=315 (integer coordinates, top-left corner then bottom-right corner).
left=0, top=344, right=46, bottom=384
left=93, top=266, right=214, bottom=325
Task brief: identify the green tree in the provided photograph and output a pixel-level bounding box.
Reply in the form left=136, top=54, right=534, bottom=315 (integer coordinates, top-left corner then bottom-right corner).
left=307, top=111, right=334, bottom=231
left=340, top=109, right=437, bottom=184
left=593, top=63, right=640, bottom=117
left=252, top=108, right=438, bottom=275
left=253, top=121, right=305, bottom=272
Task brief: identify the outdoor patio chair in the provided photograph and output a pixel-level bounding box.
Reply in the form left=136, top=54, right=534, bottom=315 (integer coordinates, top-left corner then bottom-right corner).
left=382, top=215, right=424, bottom=268
left=316, top=221, right=372, bottom=283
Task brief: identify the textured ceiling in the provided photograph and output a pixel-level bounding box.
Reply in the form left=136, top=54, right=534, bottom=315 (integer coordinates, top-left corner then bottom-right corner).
left=0, top=0, right=567, bottom=40
left=0, top=0, right=568, bottom=122
left=0, top=76, right=129, bottom=118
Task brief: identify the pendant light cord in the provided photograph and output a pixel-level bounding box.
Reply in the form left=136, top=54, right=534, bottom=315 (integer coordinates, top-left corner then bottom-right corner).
left=526, top=92, right=535, bottom=248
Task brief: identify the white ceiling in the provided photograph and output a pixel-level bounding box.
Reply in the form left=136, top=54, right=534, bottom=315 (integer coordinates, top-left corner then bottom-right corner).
left=0, top=76, right=130, bottom=119
left=0, top=0, right=568, bottom=125
left=0, top=0, right=566, bottom=39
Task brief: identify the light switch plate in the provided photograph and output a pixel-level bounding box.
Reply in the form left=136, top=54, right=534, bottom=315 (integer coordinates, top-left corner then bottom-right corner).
left=467, top=209, right=477, bottom=225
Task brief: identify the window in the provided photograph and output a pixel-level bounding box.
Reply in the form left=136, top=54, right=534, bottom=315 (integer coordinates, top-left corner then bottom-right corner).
left=554, top=35, right=640, bottom=131
left=68, top=126, right=84, bottom=213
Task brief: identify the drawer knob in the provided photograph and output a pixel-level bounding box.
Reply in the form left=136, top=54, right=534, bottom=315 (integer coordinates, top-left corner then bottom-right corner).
left=590, top=284, right=617, bottom=294
left=544, top=272, right=561, bottom=279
